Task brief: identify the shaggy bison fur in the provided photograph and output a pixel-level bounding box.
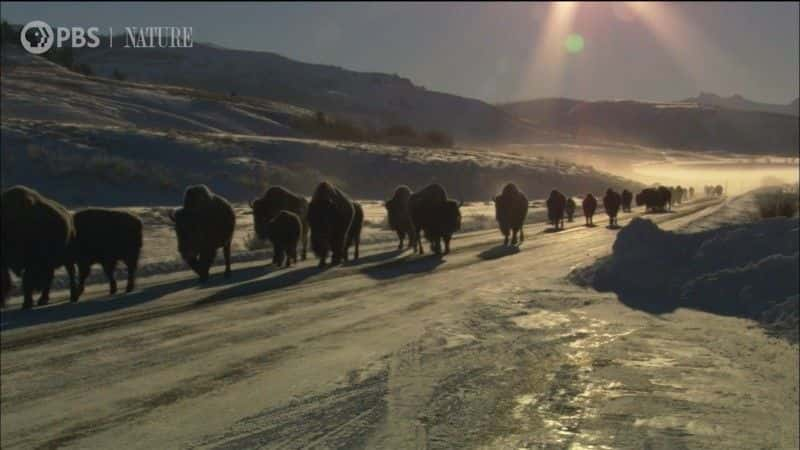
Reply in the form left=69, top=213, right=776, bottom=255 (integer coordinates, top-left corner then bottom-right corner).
left=250, top=186, right=309, bottom=261
left=546, top=190, right=567, bottom=230
left=73, top=209, right=143, bottom=299
left=422, top=199, right=462, bottom=255
left=603, top=189, right=622, bottom=227
left=409, top=183, right=449, bottom=254
left=267, top=210, right=302, bottom=268
left=385, top=185, right=415, bottom=250
left=169, top=185, right=236, bottom=281
left=307, top=182, right=358, bottom=267
left=1, top=185, right=77, bottom=309
left=621, top=189, right=633, bottom=212
left=636, top=187, right=670, bottom=212
left=583, top=194, right=598, bottom=226
left=494, top=183, right=528, bottom=246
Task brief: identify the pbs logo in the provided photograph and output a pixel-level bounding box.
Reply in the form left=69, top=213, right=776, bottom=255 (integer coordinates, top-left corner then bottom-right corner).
left=21, top=20, right=54, bottom=55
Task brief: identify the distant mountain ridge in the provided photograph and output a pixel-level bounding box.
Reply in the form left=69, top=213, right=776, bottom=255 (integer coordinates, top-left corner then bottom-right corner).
left=680, top=92, right=799, bottom=116
left=69, top=42, right=540, bottom=145
left=499, top=97, right=799, bottom=156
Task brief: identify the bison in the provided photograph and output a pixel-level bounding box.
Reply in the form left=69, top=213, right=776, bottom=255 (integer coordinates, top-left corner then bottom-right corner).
left=267, top=210, right=302, bottom=268
left=714, top=185, right=724, bottom=196
left=1, top=185, right=78, bottom=309
left=73, top=208, right=143, bottom=299
left=423, top=199, right=462, bottom=255
left=688, top=186, right=695, bottom=199
left=307, top=182, right=359, bottom=267
left=621, top=189, right=633, bottom=212
left=659, top=186, right=673, bottom=211
left=250, top=186, right=309, bottom=261
left=546, top=190, right=567, bottom=230
left=603, top=189, right=622, bottom=227
left=345, top=203, right=364, bottom=262
left=409, top=183, right=449, bottom=254
left=493, top=183, right=528, bottom=246
left=582, top=194, right=597, bottom=226
left=565, top=197, right=577, bottom=222
left=169, top=185, right=236, bottom=281
left=385, top=185, right=415, bottom=250
left=636, top=187, right=670, bottom=212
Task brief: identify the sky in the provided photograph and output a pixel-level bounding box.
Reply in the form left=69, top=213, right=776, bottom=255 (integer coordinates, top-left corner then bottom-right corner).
left=3, top=2, right=798, bottom=104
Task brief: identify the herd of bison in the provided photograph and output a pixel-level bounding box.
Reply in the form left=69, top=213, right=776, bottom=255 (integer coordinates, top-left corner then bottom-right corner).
left=1, top=182, right=724, bottom=310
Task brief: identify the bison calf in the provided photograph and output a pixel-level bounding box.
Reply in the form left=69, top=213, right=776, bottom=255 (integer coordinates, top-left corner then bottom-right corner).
left=73, top=209, right=143, bottom=299
left=251, top=186, right=309, bottom=262
left=268, top=210, right=302, bottom=268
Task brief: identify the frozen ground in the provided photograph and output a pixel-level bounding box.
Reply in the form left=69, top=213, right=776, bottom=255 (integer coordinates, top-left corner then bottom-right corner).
left=2, top=194, right=797, bottom=449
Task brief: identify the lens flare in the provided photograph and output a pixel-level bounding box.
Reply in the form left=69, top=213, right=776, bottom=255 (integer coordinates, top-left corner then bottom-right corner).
left=565, top=33, right=584, bottom=53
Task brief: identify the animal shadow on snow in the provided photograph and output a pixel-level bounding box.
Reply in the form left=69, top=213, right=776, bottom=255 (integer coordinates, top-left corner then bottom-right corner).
left=478, top=244, right=521, bottom=260
left=0, top=265, right=268, bottom=331
left=361, top=254, right=445, bottom=280
left=195, top=264, right=323, bottom=306
left=543, top=227, right=565, bottom=234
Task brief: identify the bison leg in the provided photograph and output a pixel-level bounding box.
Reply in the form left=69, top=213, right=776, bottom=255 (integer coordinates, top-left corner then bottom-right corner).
left=511, top=229, right=518, bottom=246
left=22, top=269, right=38, bottom=310
left=65, top=262, right=78, bottom=302
left=223, top=243, right=232, bottom=278
left=197, top=250, right=215, bottom=282
left=125, top=253, right=139, bottom=293
left=519, top=227, right=524, bottom=243
left=37, top=268, right=55, bottom=306
left=443, top=236, right=451, bottom=254
left=397, top=231, right=404, bottom=250
left=302, top=224, right=309, bottom=261
left=77, top=261, right=91, bottom=299
left=102, top=259, right=118, bottom=295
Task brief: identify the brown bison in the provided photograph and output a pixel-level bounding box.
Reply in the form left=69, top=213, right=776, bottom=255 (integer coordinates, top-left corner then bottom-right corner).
left=267, top=210, right=302, bottom=268
left=422, top=199, right=462, bottom=255
left=688, top=186, right=695, bottom=199
left=621, top=189, right=633, bottom=212
left=493, top=183, right=528, bottom=246
left=73, top=209, right=143, bottom=299
left=169, top=185, right=235, bottom=281
left=714, top=185, right=724, bottom=196
left=385, top=185, right=415, bottom=250
left=546, top=190, right=567, bottom=230
left=307, top=182, right=359, bottom=267
left=1, top=185, right=78, bottom=309
left=659, top=186, right=673, bottom=211
left=565, top=197, right=577, bottom=222
left=346, top=203, right=364, bottom=261
left=250, top=186, right=309, bottom=261
left=582, top=194, right=597, bottom=226
left=409, top=183, right=449, bottom=254
left=636, top=187, right=670, bottom=212
left=603, top=189, right=622, bottom=227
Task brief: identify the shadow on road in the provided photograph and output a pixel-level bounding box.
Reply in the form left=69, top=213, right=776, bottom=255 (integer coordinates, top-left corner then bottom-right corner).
left=0, top=264, right=269, bottom=331
left=478, top=245, right=521, bottom=260
left=361, top=254, right=445, bottom=280
left=195, top=265, right=325, bottom=306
